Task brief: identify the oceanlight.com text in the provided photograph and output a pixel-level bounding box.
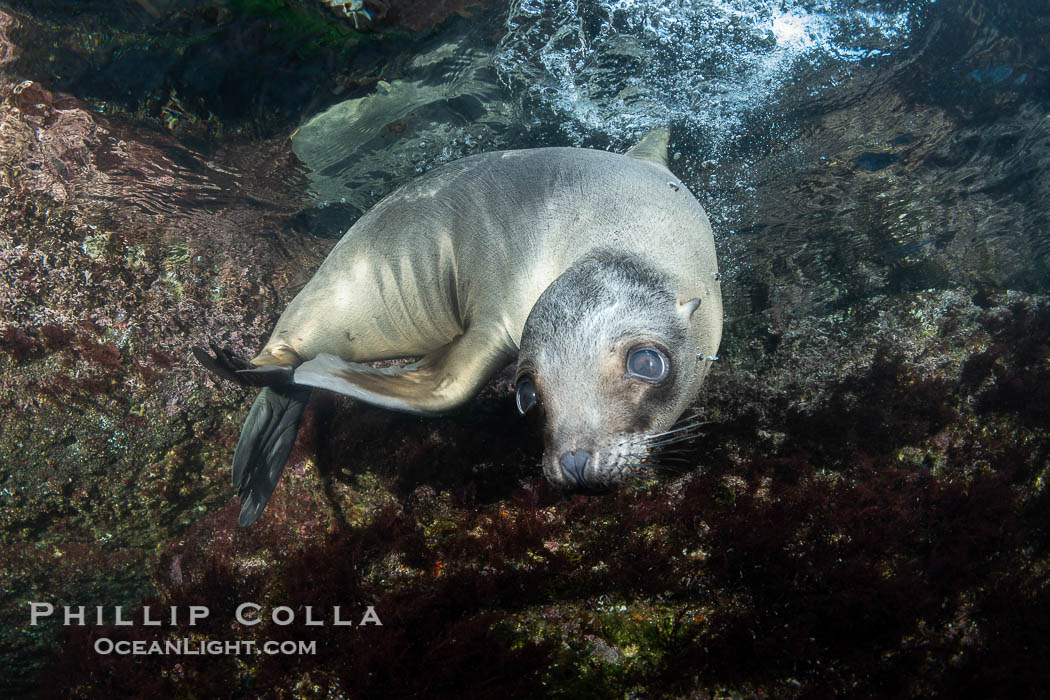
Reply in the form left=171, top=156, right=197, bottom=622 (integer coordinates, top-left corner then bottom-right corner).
left=94, top=638, right=317, bottom=656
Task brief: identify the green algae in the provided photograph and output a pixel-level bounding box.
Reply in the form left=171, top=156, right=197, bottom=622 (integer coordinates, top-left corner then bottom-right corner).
left=228, top=0, right=370, bottom=45
left=505, top=600, right=714, bottom=699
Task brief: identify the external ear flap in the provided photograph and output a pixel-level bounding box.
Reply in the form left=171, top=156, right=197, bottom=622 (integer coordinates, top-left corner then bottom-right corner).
left=678, top=297, right=701, bottom=320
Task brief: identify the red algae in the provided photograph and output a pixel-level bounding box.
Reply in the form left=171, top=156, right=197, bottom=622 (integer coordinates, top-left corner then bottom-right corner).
left=3, top=2, right=1050, bottom=698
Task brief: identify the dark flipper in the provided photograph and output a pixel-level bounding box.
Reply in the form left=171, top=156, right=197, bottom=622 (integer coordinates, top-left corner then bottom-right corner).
left=232, top=385, right=311, bottom=526
left=192, top=344, right=293, bottom=388
left=192, top=344, right=254, bottom=385
left=193, top=344, right=308, bottom=526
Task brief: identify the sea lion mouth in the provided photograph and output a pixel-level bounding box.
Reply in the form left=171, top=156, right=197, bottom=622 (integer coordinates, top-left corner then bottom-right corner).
left=545, top=418, right=709, bottom=490
left=545, top=443, right=657, bottom=490
left=546, top=447, right=651, bottom=491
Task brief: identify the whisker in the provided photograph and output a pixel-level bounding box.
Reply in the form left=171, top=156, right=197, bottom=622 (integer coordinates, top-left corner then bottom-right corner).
left=641, top=432, right=706, bottom=448
left=647, top=435, right=702, bottom=448
left=618, top=434, right=647, bottom=447
left=655, top=426, right=706, bottom=441
left=646, top=420, right=709, bottom=440
left=618, top=419, right=711, bottom=449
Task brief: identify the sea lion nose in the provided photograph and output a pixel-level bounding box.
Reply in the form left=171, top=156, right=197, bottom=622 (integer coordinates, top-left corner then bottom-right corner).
left=559, top=450, right=592, bottom=487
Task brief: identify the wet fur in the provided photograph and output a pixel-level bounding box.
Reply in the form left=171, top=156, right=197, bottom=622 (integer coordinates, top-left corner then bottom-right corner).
left=516, top=251, right=704, bottom=489
left=199, top=135, right=721, bottom=523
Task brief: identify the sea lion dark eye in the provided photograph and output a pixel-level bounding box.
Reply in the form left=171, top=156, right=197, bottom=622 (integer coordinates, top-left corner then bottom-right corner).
left=626, top=347, right=669, bottom=382
left=516, top=378, right=537, bottom=415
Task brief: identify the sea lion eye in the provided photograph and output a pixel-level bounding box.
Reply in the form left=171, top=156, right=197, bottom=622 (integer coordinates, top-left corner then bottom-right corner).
left=516, top=378, right=537, bottom=415
left=626, top=347, right=669, bottom=382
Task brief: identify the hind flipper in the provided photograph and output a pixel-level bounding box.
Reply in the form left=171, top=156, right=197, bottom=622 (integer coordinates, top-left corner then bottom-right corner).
left=293, top=325, right=515, bottom=415
left=232, top=385, right=311, bottom=526
left=625, top=128, right=670, bottom=169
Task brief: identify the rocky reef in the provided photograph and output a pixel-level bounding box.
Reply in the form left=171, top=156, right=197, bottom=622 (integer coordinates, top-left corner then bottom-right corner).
left=1, top=0, right=1048, bottom=698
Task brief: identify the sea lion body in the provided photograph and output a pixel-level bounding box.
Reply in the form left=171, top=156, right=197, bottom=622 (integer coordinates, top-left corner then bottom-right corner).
left=199, top=133, right=722, bottom=523
left=258, top=146, right=721, bottom=378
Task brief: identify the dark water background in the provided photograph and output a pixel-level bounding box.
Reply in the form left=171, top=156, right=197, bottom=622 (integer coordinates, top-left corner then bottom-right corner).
left=0, top=0, right=1048, bottom=697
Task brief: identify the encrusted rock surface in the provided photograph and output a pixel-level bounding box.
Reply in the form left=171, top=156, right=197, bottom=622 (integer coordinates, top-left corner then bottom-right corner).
left=1, top=1, right=1048, bottom=697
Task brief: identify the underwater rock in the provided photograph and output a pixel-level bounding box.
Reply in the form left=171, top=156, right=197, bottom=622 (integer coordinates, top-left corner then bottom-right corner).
left=851, top=151, right=899, bottom=171
left=2, top=0, right=1050, bottom=696
left=286, top=200, right=362, bottom=238
left=2, top=0, right=393, bottom=139
left=0, top=8, right=334, bottom=691
left=28, top=290, right=1050, bottom=698
left=324, top=0, right=500, bottom=34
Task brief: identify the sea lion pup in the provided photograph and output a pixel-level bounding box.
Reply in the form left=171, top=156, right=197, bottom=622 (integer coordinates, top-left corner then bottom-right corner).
left=195, top=129, right=722, bottom=526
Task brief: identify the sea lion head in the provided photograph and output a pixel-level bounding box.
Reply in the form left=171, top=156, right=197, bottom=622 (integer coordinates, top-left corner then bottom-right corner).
left=516, top=249, right=707, bottom=490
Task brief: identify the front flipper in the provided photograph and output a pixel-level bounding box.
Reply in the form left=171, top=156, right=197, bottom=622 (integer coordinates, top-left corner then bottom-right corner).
left=293, top=326, right=515, bottom=415
left=193, top=344, right=295, bottom=388
left=192, top=343, right=256, bottom=385
left=232, top=385, right=311, bottom=526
